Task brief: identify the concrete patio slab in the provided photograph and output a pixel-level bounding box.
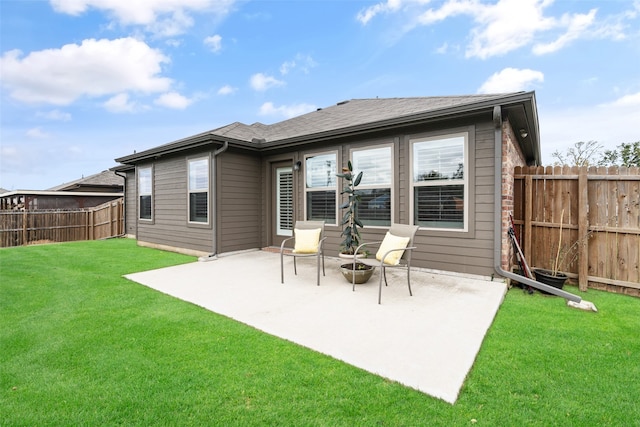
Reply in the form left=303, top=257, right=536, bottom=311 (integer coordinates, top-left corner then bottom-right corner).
left=125, top=249, right=507, bottom=404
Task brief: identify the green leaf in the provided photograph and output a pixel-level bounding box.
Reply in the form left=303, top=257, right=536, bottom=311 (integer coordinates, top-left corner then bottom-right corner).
left=347, top=160, right=353, bottom=172
left=353, top=171, right=363, bottom=187
left=339, top=201, right=349, bottom=209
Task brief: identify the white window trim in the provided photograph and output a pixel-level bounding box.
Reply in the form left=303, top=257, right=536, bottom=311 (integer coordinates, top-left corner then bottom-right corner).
left=187, top=156, right=210, bottom=225
left=276, top=166, right=294, bottom=236
left=138, top=166, right=153, bottom=222
left=349, top=143, right=394, bottom=228
left=304, top=150, right=338, bottom=226
left=410, top=131, right=469, bottom=232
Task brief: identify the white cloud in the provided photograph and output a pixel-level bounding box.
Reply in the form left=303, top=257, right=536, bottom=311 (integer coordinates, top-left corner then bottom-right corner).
left=356, top=0, right=402, bottom=25
left=204, top=34, right=222, bottom=53
left=154, top=91, right=193, bottom=109
left=532, top=9, right=597, bottom=55
left=539, top=92, right=640, bottom=164
left=26, top=127, right=50, bottom=139
left=279, top=53, right=317, bottom=75
left=165, top=39, right=183, bottom=47
left=280, top=60, right=295, bottom=75
left=249, top=73, right=285, bottom=91
left=358, top=0, right=635, bottom=59
left=463, top=0, right=557, bottom=59
left=601, top=91, right=640, bottom=108
left=478, top=67, right=544, bottom=93
left=435, top=42, right=449, bottom=54
left=104, top=93, right=139, bottom=113
left=258, top=102, right=317, bottom=119
left=217, top=84, right=236, bottom=95
left=0, top=38, right=172, bottom=105
left=37, top=109, right=72, bottom=121
left=50, top=0, right=236, bottom=37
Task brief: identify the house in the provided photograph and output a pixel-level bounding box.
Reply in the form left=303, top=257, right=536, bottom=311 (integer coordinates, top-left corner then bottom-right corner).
left=0, top=170, right=123, bottom=210
left=113, top=92, right=540, bottom=278
left=48, top=170, right=124, bottom=193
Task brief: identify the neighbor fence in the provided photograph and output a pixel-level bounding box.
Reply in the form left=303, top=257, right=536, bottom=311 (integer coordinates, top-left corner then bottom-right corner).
left=0, top=198, right=124, bottom=248
left=513, top=166, right=640, bottom=297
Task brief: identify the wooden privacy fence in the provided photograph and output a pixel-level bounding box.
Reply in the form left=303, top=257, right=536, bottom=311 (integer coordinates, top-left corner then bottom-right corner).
left=514, top=166, right=640, bottom=297
left=0, top=198, right=124, bottom=248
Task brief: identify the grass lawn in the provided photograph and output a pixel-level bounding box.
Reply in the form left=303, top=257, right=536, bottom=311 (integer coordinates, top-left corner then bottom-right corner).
left=1, top=239, right=639, bottom=426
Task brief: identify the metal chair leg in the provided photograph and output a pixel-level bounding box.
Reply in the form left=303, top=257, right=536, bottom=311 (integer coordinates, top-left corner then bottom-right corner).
left=378, top=266, right=384, bottom=304
left=281, top=251, right=284, bottom=283
left=407, top=265, right=413, bottom=296
left=293, top=257, right=297, bottom=275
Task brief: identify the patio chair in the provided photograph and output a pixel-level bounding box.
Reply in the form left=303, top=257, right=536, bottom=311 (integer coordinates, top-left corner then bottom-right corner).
left=352, top=223, right=420, bottom=304
left=280, top=221, right=326, bottom=286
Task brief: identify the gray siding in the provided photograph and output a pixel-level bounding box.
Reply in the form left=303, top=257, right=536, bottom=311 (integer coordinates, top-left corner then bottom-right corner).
left=285, top=118, right=497, bottom=277
left=124, top=170, right=137, bottom=237
left=411, top=120, right=496, bottom=276
left=137, top=154, right=213, bottom=254
left=218, top=151, right=262, bottom=253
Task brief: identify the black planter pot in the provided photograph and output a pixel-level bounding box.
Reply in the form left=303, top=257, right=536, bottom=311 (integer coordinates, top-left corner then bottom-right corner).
left=533, top=268, right=567, bottom=293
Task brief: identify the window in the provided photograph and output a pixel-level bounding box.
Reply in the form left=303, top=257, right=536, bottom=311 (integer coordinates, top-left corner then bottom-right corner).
left=138, top=167, right=152, bottom=220
left=351, top=145, right=392, bottom=226
left=412, top=133, right=467, bottom=230
left=188, top=157, right=209, bottom=223
left=276, top=167, right=293, bottom=236
left=305, top=152, right=337, bottom=224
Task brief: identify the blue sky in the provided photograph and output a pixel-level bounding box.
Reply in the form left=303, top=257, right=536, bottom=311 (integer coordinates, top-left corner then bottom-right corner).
left=1, top=0, right=639, bottom=190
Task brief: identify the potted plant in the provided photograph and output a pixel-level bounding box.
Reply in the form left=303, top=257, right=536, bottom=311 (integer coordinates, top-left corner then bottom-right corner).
left=336, top=161, right=374, bottom=283
left=336, top=161, right=364, bottom=257
left=533, top=209, right=591, bottom=291
left=533, top=210, right=569, bottom=290
left=340, top=261, right=374, bottom=284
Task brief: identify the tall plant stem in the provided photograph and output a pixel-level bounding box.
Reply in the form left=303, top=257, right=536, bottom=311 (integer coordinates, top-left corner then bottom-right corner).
left=553, top=209, right=564, bottom=276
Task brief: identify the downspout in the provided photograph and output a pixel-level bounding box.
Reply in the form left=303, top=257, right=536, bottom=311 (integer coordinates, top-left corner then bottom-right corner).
left=200, top=139, right=229, bottom=261
left=492, top=106, right=581, bottom=302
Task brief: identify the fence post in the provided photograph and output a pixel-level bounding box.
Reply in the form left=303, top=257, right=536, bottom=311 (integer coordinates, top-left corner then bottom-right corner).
left=22, top=209, right=28, bottom=246
left=578, top=167, right=589, bottom=291
left=89, top=210, right=93, bottom=240
left=109, top=202, right=114, bottom=236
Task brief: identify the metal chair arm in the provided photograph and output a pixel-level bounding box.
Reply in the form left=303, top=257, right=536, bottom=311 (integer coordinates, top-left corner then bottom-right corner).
left=280, top=236, right=295, bottom=252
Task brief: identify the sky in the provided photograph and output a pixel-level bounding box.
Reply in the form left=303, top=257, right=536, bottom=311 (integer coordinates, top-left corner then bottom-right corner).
left=1, top=0, right=639, bottom=191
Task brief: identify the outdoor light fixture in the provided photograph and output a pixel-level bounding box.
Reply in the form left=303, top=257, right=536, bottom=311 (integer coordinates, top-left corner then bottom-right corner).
left=293, top=160, right=302, bottom=171
left=519, top=129, right=528, bottom=138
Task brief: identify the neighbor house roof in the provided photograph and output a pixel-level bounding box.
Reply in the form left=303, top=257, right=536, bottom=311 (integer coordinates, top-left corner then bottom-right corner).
left=115, top=92, right=540, bottom=164
left=47, top=170, right=124, bottom=192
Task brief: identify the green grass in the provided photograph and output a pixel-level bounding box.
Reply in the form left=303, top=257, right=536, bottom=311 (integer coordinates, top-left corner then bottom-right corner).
left=1, top=239, right=639, bottom=426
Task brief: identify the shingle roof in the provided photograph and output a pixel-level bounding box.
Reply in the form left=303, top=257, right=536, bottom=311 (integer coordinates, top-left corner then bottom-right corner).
left=47, top=170, right=124, bottom=191
left=212, top=95, right=511, bottom=143
left=115, top=92, right=540, bottom=164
